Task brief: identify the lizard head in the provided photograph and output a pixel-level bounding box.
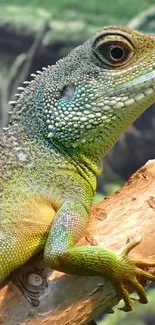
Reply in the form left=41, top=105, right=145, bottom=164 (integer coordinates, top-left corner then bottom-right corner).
left=9, top=25, right=155, bottom=158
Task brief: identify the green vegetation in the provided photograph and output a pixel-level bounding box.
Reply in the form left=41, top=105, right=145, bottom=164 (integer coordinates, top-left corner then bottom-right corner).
left=98, top=289, right=155, bottom=325
left=2, top=0, right=155, bottom=26
left=0, top=0, right=155, bottom=44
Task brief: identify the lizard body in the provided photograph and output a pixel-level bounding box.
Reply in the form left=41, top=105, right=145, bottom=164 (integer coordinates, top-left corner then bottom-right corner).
left=1, top=25, right=155, bottom=311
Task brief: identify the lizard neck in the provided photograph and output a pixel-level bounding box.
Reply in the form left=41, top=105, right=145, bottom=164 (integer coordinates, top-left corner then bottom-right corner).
left=5, top=123, right=99, bottom=195
left=50, top=137, right=102, bottom=193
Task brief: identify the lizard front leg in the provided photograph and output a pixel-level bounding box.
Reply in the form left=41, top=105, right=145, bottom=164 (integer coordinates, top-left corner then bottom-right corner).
left=44, top=200, right=155, bottom=312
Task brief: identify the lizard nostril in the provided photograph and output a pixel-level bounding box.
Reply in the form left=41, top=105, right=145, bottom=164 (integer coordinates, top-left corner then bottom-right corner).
left=61, top=86, right=75, bottom=102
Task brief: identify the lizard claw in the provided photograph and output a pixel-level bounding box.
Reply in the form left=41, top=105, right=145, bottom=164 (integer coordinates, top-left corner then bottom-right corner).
left=115, top=237, right=155, bottom=312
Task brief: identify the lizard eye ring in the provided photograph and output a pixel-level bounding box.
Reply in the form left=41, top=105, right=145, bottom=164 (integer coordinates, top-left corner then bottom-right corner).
left=92, top=32, right=134, bottom=67
left=98, top=41, right=130, bottom=64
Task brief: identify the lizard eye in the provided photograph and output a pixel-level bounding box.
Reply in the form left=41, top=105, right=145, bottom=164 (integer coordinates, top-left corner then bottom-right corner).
left=107, top=44, right=127, bottom=62
left=92, top=33, right=134, bottom=67
left=97, top=42, right=131, bottom=64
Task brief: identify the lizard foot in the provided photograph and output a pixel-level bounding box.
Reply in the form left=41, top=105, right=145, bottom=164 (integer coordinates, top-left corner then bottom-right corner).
left=114, top=236, right=155, bottom=312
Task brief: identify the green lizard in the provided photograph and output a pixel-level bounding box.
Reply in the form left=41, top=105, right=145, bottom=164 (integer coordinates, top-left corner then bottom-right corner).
left=1, top=25, right=155, bottom=312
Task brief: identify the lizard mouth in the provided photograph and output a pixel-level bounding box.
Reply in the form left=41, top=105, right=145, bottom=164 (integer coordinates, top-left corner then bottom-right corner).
left=100, top=69, right=155, bottom=106
left=89, top=69, right=155, bottom=114
left=120, top=69, right=155, bottom=95
left=91, top=69, right=155, bottom=109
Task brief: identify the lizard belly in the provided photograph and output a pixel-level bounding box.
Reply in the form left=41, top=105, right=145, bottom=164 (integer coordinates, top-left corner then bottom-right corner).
left=0, top=174, right=59, bottom=282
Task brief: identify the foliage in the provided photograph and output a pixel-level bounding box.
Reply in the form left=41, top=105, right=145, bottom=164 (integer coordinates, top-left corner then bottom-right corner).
left=0, top=0, right=155, bottom=45
left=2, top=0, right=155, bottom=27
left=98, top=288, right=155, bottom=325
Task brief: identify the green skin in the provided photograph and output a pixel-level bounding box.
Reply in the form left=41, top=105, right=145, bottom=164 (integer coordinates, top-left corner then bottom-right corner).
left=1, top=25, right=155, bottom=311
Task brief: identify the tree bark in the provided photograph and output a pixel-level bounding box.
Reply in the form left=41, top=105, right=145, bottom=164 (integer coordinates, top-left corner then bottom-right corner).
left=1, top=160, right=155, bottom=325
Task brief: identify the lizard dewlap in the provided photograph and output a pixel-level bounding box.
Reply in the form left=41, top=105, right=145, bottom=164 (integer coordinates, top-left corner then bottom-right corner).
left=1, top=25, right=155, bottom=312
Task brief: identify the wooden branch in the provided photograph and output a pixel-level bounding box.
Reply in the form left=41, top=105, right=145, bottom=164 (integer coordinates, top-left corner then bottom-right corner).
left=1, top=160, right=155, bottom=325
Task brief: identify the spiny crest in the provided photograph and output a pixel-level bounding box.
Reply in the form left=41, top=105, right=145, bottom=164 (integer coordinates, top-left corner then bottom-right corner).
left=8, top=66, right=50, bottom=117
left=8, top=66, right=49, bottom=106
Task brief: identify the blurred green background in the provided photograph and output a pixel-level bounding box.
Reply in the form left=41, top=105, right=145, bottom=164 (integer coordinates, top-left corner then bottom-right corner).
left=1, top=0, right=155, bottom=324
left=1, top=0, right=155, bottom=28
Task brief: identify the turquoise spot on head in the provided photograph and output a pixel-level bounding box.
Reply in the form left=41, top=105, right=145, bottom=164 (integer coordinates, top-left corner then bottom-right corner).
left=61, top=86, right=75, bottom=102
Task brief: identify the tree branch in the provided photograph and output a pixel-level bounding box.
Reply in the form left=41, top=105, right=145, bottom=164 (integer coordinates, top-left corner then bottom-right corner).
left=1, top=160, right=155, bottom=325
